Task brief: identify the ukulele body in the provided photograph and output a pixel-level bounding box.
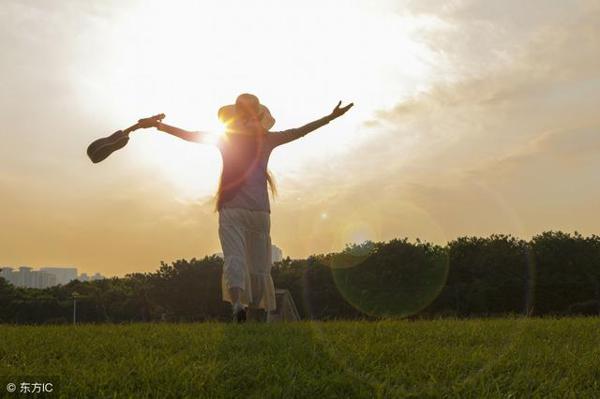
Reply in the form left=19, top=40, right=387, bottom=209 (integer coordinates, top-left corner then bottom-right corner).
left=87, top=130, right=130, bottom=164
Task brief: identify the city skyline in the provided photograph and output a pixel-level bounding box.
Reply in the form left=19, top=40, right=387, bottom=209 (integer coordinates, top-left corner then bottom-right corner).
left=1, top=243, right=285, bottom=281
left=0, top=266, right=106, bottom=289
left=0, top=243, right=285, bottom=282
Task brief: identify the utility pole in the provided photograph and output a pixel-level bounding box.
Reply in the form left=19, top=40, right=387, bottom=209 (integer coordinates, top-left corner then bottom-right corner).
left=72, top=291, right=81, bottom=325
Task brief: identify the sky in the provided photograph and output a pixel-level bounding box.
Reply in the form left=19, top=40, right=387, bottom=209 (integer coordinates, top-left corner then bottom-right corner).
left=1, top=0, right=598, bottom=277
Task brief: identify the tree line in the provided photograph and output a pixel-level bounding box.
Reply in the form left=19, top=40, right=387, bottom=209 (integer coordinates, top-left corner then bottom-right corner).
left=1, top=231, right=598, bottom=324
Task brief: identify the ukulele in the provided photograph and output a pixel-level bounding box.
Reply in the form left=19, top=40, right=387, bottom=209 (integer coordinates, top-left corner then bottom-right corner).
left=87, top=113, right=165, bottom=163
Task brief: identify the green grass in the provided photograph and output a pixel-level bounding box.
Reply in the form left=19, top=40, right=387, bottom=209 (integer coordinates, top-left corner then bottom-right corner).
left=1, top=317, right=599, bottom=398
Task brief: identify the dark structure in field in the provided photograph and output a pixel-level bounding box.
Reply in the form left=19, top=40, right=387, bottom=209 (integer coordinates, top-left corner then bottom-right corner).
left=268, top=289, right=301, bottom=322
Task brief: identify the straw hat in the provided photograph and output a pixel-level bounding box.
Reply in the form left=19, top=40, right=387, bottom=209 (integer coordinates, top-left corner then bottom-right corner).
left=218, top=93, right=275, bottom=131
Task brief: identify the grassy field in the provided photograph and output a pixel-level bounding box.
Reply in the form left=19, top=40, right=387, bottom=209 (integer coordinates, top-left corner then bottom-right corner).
left=1, top=317, right=599, bottom=398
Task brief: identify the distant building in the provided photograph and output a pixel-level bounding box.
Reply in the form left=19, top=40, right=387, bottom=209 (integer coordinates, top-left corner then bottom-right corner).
left=0, top=266, right=112, bottom=288
left=2, top=267, right=13, bottom=284
left=40, top=267, right=78, bottom=285
left=271, top=245, right=283, bottom=263
left=18, top=267, right=33, bottom=287
left=0, top=266, right=14, bottom=282
left=32, top=270, right=57, bottom=289
left=0, top=266, right=57, bottom=289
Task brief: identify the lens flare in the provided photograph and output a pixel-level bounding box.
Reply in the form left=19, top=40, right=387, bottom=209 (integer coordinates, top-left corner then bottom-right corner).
left=314, top=206, right=451, bottom=319
left=327, top=239, right=449, bottom=319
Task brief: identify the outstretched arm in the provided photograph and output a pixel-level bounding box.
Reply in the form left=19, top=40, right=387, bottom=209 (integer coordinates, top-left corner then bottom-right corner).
left=268, top=101, right=354, bottom=148
left=139, top=116, right=216, bottom=144
left=155, top=122, right=213, bottom=144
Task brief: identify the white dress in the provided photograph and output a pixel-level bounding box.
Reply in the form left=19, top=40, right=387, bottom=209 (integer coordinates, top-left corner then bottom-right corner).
left=218, top=207, right=277, bottom=312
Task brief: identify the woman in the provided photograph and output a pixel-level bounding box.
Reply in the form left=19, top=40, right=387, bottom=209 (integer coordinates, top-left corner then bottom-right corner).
left=144, top=94, right=353, bottom=322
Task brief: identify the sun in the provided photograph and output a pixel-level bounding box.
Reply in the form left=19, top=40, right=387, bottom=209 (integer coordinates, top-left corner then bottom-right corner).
left=200, top=124, right=227, bottom=146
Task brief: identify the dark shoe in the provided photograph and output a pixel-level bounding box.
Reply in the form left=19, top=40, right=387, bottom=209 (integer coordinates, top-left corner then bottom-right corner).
left=233, top=307, right=246, bottom=323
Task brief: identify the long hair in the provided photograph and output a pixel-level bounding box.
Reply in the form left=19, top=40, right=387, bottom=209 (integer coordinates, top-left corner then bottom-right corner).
left=266, top=169, right=278, bottom=198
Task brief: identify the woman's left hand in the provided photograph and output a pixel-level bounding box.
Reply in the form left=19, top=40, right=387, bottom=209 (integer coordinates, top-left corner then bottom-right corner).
left=330, top=101, right=354, bottom=119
